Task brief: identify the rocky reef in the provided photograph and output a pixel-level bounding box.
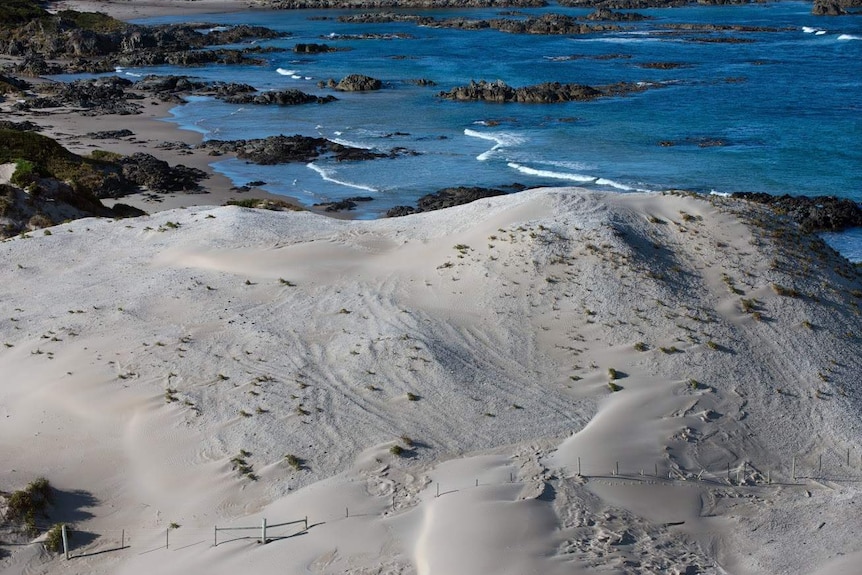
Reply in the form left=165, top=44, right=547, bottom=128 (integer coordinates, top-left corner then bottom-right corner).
left=223, top=89, right=338, bottom=106
left=386, top=186, right=510, bottom=217
left=201, top=135, right=416, bottom=164
left=732, top=192, right=862, bottom=233
left=438, top=79, right=658, bottom=103
left=0, top=2, right=288, bottom=74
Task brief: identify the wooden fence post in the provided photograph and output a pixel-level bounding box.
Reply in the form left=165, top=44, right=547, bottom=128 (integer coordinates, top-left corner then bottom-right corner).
left=166, top=528, right=169, bottom=550
left=214, top=525, right=217, bottom=547
left=261, top=518, right=267, bottom=544
left=121, top=529, right=124, bottom=549
left=792, top=455, right=796, bottom=481
left=577, top=457, right=581, bottom=476
left=62, top=524, right=69, bottom=560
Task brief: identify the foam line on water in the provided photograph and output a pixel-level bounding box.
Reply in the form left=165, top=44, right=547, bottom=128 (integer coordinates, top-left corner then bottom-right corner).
left=837, top=34, right=861, bottom=41
left=507, top=162, right=597, bottom=183
left=307, top=163, right=378, bottom=192
left=464, top=128, right=526, bottom=161
left=329, top=137, right=375, bottom=150
left=276, top=68, right=297, bottom=75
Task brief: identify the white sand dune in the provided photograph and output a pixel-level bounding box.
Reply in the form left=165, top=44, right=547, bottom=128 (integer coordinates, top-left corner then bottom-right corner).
left=1, top=188, right=861, bottom=574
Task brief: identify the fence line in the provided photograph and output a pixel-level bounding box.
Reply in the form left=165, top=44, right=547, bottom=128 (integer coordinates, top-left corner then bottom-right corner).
left=213, top=516, right=308, bottom=546
left=22, top=448, right=860, bottom=562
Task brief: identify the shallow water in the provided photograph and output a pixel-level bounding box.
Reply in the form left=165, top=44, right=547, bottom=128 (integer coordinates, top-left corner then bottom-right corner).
left=98, top=4, right=862, bottom=255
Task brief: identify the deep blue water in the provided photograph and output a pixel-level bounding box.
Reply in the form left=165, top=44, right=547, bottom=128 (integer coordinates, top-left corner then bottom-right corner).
left=100, top=4, right=862, bottom=253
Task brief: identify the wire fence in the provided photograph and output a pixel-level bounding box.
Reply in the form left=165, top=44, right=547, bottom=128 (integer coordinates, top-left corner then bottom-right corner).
left=26, top=446, right=862, bottom=561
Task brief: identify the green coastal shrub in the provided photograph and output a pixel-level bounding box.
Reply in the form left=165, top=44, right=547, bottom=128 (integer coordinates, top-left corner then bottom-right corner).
left=56, top=10, right=126, bottom=33
left=44, top=524, right=66, bottom=553
left=5, top=478, right=53, bottom=536
left=0, top=0, right=48, bottom=25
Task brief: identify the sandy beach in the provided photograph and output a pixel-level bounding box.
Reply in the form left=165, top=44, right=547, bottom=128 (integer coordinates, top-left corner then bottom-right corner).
left=2, top=2, right=862, bottom=574
left=50, top=0, right=262, bottom=20
left=2, top=185, right=862, bottom=574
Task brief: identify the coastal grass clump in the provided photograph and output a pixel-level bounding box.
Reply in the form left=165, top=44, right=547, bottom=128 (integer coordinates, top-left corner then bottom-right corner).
left=772, top=283, right=800, bottom=298
left=284, top=454, right=304, bottom=471
left=44, top=523, right=67, bottom=553
left=230, top=452, right=257, bottom=480
left=5, top=477, right=53, bottom=536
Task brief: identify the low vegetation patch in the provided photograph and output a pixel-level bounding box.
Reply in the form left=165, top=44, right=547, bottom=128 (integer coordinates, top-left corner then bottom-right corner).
left=3, top=477, right=53, bottom=536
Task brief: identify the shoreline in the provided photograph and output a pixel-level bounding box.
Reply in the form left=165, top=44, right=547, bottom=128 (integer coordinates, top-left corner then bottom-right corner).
left=50, top=0, right=262, bottom=20
left=9, top=93, right=313, bottom=214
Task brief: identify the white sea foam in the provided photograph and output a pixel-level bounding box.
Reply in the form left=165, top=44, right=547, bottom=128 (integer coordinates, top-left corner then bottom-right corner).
left=464, top=128, right=526, bottom=161
left=595, top=178, right=634, bottom=191
left=115, top=67, right=124, bottom=73
left=537, top=159, right=596, bottom=172
left=307, top=163, right=378, bottom=192
left=710, top=190, right=731, bottom=198
left=837, top=34, right=861, bottom=41
left=572, top=37, right=661, bottom=44
left=815, top=30, right=827, bottom=35
left=125, top=72, right=142, bottom=78
left=802, top=26, right=819, bottom=34
left=276, top=68, right=297, bottom=76
left=330, top=137, right=375, bottom=150
left=507, top=162, right=597, bottom=183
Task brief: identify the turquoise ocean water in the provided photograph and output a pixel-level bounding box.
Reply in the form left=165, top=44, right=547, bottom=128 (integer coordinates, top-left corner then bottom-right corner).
left=95, top=4, right=862, bottom=254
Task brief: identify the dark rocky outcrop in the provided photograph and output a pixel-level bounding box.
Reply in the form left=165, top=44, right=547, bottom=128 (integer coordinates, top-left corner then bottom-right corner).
left=202, top=135, right=389, bottom=164
left=438, top=79, right=657, bottom=103
left=811, top=0, right=862, bottom=15
left=585, top=8, right=651, bottom=21
left=0, top=4, right=289, bottom=74
left=332, top=74, right=383, bottom=91
left=85, top=129, right=134, bottom=139
left=293, top=43, right=341, bottom=53
left=733, top=192, right=862, bottom=233
left=0, top=119, right=41, bottom=132
left=267, top=0, right=545, bottom=7
left=118, top=153, right=207, bottom=194
left=313, top=196, right=374, bottom=212
left=637, top=62, right=690, bottom=69
left=223, top=89, right=337, bottom=106
left=386, top=186, right=508, bottom=217
left=12, top=76, right=142, bottom=115
left=340, top=12, right=623, bottom=35
left=0, top=73, right=31, bottom=94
